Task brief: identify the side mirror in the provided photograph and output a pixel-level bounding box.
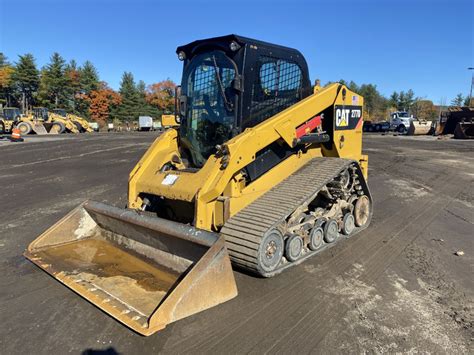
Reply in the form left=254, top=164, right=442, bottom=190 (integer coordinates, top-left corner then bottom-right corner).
left=179, top=95, right=187, bottom=120
left=174, top=86, right=184, bottom=123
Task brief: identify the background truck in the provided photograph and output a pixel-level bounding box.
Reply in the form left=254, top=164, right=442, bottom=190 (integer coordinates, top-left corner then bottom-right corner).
left=153, top=120, right=162, bottom=131
left=138, top=116, right=154, bottom=131
left=390, top=111, right=413, bottom=133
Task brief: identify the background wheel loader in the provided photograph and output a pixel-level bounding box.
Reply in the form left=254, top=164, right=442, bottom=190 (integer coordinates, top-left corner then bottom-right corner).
left=435, top=106, right=474, bottom=139
left=25, top=35, right=372, bottom=336
left=0, top=107, right=20, bottom=133
left=0, top=107, right=52, bottom=135
left=52, top=108, right=94, bottom=133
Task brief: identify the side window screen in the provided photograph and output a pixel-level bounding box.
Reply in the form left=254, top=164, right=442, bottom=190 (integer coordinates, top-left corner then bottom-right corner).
left=248, top=56, right=303, bottom=126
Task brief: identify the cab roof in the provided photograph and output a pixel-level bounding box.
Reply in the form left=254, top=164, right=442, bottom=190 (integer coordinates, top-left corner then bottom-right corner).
left=176, top=34, right=305, bottom=59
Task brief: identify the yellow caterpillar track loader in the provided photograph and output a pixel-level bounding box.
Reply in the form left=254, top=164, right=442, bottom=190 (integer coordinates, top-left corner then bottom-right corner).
left=52, top=108, right=94, bottom=133
left=25, top=35, right=372, bottom=335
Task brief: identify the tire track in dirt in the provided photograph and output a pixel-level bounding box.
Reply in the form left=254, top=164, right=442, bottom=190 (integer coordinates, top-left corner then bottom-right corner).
left=267, top=176, right=462, bottom=353
left=167, top=166, right=458, bottom=353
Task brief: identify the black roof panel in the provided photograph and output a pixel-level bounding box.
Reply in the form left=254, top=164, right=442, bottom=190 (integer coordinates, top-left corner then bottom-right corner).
left=176, top=34, right=304, bottom=58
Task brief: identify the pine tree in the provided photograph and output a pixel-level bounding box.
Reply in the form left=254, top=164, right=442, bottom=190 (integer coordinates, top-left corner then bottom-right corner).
left=0, top=53, right=9, bottom=67
left=451, top=93, right=464, bottom=106
left=79, top=61, right=99, bottom=94
left=11, top=54, right=40, bottom=111
left=39, top=53, right=69, bottom=108
left=75, top=61, right=100, bottom=118
left=136, top=80, right=159, bottom=117
left=389, top=92, right=399, bottom=109
left=113, top=72, right=140, bottom=121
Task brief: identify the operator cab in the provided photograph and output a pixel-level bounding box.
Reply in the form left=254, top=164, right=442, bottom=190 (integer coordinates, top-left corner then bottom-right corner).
left=1, top=108, right=21, bottom=121
left=53, top=108, right=67, bottom=117
left=33, top=107, right=50, bottom=121
left=176, top=34, right=311, bottom=167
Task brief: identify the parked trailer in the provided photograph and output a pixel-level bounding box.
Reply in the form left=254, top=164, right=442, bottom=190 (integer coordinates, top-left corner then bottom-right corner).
left=363, top=121, right=390, bottom=132
left=139, top=116, right=154, bottom=131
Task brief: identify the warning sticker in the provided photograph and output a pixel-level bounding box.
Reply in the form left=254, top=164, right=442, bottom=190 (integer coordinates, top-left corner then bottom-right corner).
left=162, top=174, right=179, bottom=186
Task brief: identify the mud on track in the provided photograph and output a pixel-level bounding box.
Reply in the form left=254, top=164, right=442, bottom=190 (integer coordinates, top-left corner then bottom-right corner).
left=0, top=132, right=472, bottom=353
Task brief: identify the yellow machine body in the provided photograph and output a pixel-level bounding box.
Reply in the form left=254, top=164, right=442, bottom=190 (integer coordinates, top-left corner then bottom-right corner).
left=52, top=109, right=94, bottom=132
left=161, top=114, right=180, bottom=128
left=48, top=112, right=80, bottom=133
left=26, top=35, right=372, bottom=336
left=129, top=83, right=367, bottom=230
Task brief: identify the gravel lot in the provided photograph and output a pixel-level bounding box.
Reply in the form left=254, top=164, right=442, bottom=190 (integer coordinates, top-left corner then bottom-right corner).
left=0, top=132, right=472, bottom=354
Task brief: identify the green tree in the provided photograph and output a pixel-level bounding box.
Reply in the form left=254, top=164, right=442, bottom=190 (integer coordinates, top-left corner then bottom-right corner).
left=79, top=61, right=99, bottom=94
left=389, top=92, right=399, bottom=108
left=464, top=96, right=472, bottom=107
left=347, top=80, right=359, bottom=93
left=136, top=80, right=160, bottom=117
left=12, top=53, right=40, bottom=111
left=75, top=61, right=100, bottom=118
left=0, top=53, right=9, bottom=67
left=113, top=71, right=140, bottom=121
left=451, top=93, right=464, bottom=106
left=38, top=53, right=69, bottom=107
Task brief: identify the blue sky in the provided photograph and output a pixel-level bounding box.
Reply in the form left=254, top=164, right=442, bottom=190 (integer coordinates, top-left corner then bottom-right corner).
left=1, top=0, right=472, bottom=103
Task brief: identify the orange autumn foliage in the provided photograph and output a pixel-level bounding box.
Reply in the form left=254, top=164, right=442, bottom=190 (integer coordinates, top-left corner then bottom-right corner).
left=78, top=82, right=121, bottom=127
left=0, top=66, right=14, bottom=89
left=67, top=69, right=80, bottom=87
left=146, top=79, right=176, bottom=112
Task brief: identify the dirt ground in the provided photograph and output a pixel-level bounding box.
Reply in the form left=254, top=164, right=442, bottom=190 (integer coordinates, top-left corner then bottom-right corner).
left=0, top=132, right=472, bottom=354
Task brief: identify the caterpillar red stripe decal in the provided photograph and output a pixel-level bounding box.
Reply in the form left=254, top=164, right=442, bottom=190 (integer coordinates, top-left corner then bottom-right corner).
left=295, top=115, right=322, bottom=139
left=356, top=117, right=363, bottom=129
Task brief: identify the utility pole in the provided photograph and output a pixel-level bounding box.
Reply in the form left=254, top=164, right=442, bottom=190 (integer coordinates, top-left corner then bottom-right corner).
left=469, top=67, right=474, bottom=107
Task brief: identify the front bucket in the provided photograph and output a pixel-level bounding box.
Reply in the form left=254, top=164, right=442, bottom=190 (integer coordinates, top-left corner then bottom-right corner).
left=408, top=120, right=431, bottom=135
left=454, top=121, right=474, bottom=139
left=24, top=201, right=237, bottom=336
left=32, top=123, right=49, bottom=135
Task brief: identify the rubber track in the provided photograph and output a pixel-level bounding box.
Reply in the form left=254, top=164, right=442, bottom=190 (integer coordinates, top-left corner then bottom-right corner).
left=220, top=157, right=369, bottom=277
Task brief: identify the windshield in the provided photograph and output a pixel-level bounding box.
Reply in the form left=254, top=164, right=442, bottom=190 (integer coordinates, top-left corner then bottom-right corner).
left=398, top=112, right=409, bottom=118
left=35, top=108, right=49, bottom=120
left=54, top=109, right=67, bottom=117
left=3, top=108, right=21, bottom=121
left=179, top=51, right=236, bottom=167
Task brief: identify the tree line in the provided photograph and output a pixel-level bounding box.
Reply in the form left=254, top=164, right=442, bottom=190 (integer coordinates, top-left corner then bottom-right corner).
left=1, top=51, right=470, bottom=125
left=333, top=80, right=470, bottom=122
left=0, top=52, right=176, bottom=127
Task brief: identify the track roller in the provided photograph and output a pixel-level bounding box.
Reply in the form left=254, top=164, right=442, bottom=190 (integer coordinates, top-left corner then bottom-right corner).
left=285, top=235, right=303, bottom=261
left=324, top=219, right=339, bottom=243
left=308, top=226, right=324, bottom=251
left=342, top=213, right=355, bottom=235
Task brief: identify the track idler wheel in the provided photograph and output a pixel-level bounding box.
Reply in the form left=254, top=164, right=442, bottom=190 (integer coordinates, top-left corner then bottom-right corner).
left=354, top=195, right=371, bottom=227
left=342, top=213, right=355, bottom=235
left=285, top=235, right=303, bottom=262
left=258, top=229, right=284, bottom=273
left=324, top=219, right=339, bottom=243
